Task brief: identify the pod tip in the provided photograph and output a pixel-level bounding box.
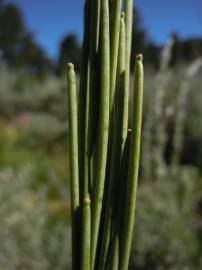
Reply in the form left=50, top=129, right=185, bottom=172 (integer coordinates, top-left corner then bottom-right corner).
left=136, top=53, right=143, bottom=61
left=67, top=63, right=74, bottom=70
left=121, top=12, right=125, bottom=19
left=84, top=196, right=91, bottom=206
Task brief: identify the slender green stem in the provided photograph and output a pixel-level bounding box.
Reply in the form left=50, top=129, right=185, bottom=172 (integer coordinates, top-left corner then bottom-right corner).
left=81, top=62, right=91, bottom=270
left=109, top=0, right=121, bottom=112
left=119, top=54, right=144, bottom=270
left=108, top=236, right=119, bottom=270
left=124, top=0, right=133, bottom=68
left=106, top=0, right=121, bottom=182
left=98, top=4, right=122, bottom=265
left=91, top=0, right=110, bottom=268
left=78, top=3, right=99, bottom=269
left=88, top=0, right=101, bottom=157
left=81, top=196, right=91, bottom=270
left=108, top=130, right=131, bottom=270
left=78, top=4, right=92, bottom=267
left=124, top=0, right=133, bottom=120
left=79, top=0, right=91, bottom=204
left=97, top=13, right=126, bottom=270
left=67, top=63, right=80, bottom=270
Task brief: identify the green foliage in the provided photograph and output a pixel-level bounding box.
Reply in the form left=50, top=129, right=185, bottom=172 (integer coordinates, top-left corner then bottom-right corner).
left=131, top=166, right=201, bottom=270
left=0, top=166, right=71, bottom=269
left=57, top=34, right=81, bottom=75
left=0, top=2, right=51, bottom=74
left=24, top=113, right=67, bottom=145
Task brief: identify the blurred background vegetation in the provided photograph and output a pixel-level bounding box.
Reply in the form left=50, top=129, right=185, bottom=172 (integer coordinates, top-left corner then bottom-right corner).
left=0, top=0, right=202, bottom=269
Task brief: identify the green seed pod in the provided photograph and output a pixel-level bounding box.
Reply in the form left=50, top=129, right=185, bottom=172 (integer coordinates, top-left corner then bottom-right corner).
left=109, top=0, right=121, bottom=112
left=67, top=63, right=80, bottom=270
left=119, top=54, right=144, bottom=270
left=81, top=196, right=91, bottom=270
left=98, top=13, right=126, bottom=270
left=90, top=0, right=110, bottom=268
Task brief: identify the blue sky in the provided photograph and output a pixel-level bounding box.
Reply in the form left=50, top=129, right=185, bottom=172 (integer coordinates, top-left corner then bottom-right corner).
left=6, top=0, right=202, bottom=59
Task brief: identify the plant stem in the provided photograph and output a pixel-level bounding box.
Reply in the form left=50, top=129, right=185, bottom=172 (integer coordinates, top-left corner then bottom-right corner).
left=109, top=0, right=121, bottom=111
left=81, top=196, right=91, bottom=270
left=108, top=129, right=131, bottom=270
left=78, top=4, right=92, bottom=267
left=98, top=13, right=126, bottom=270
left=119, top=54, right=144, bottom=270
left=67, top=63, right=80, bottom=270
left=91, top=0, right=110, bottom=268
left=88, top=0, right=101, bottom=157
left=124, top=0, right=133, bottom=107
left=78, top=0, right=91, bottom=204
left=108, top=236, right=119, bottom=270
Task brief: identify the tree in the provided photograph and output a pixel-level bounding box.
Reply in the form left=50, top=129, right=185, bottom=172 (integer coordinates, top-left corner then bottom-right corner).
left=131, top=8, right=159, bottom=69
left=17, top=34, right=52, bottom=74
left=0, top=2, right=51, bottom=74
left=0, top=3, right=26, bottom=64
left=171, top=33, right=202, bottom=66
left=57, top=34, right=81, bottom=75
